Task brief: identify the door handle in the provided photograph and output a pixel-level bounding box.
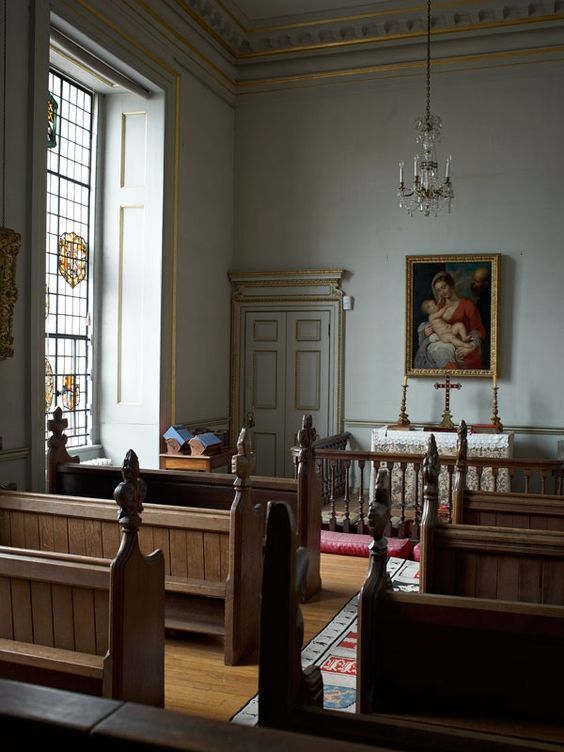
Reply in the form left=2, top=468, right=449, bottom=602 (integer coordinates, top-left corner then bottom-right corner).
left=246, top=411, right=255, bottom=428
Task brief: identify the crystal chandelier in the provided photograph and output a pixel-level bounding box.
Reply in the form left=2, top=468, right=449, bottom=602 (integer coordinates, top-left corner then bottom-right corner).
left=398, top=0, right=454, bottom=217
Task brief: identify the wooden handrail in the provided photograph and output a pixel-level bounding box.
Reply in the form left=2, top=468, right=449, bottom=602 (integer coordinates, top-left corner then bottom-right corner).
left=312, top=439, right=564, bottom=537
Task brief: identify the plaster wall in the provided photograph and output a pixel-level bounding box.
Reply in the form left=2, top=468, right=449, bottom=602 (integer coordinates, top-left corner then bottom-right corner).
left=234, top=61, right=564, bottom=453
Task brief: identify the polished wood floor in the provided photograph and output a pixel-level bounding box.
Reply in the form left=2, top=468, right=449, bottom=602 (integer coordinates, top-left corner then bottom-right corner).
left=164, top=552, right=369, bottom=721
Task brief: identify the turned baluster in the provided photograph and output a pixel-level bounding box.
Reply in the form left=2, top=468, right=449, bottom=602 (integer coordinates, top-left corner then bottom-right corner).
left=342, top=460, right=351, bottom=533
left=329, top=462, right=337, bottom=532
left=413, top=461, right=421, bottom=535
left=492, top=465, right=499, bottom=492
left=524, top=469, right=531, bottom=494
left=357, top=460, right=366, bottom=534
left=540, top=470, right=547, bottom=495
left=446, top=464, right=453, bottom=523
left=399, top=462, right=407, bottom=532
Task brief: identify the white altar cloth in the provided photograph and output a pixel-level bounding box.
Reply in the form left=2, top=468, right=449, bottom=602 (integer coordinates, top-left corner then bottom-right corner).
left=371, top=427, right=514, bottom=511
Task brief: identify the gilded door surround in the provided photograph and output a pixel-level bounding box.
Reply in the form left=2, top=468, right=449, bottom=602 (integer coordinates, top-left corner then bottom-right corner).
left=228, top=269, right=346, bottom=446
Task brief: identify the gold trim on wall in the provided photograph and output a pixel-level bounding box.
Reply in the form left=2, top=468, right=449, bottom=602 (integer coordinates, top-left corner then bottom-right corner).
left=0, top=228, right=21, bottom=360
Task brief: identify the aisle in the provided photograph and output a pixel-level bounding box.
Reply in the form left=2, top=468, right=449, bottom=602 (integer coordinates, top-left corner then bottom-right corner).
left=164, top=552, right=369, bottom=721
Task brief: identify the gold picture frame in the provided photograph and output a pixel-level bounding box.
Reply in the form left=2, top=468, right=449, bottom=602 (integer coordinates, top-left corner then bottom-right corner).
left=406, top=253, right=499, bottom=378
left=0, top=227, right=21, bottom=360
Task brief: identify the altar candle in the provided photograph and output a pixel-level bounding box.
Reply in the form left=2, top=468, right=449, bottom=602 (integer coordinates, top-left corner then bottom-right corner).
left=402, top=375, right=408, bottom=387
left=492, top=374, right=497, bottom=389
left=399, top=160, right=404, bottom=184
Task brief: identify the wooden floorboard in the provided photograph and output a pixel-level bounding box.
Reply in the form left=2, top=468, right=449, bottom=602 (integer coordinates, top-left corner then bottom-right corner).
left=164, top=552, right=368, bottom=721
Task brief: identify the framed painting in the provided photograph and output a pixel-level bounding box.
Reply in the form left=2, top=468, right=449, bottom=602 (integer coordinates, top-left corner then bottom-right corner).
left=405, top=253, right=499, bottom=377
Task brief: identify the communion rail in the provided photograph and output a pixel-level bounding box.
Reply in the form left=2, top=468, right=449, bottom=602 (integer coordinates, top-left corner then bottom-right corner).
left=312, top=447, right=564, bottom=537
left=311, top=431, right=351, bottom=503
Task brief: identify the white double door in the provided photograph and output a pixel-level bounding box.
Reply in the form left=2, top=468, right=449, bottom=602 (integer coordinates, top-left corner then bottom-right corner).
left=242, top=309, right=332, bottom=477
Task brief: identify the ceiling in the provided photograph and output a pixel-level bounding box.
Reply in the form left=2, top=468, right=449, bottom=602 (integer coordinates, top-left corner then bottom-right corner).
left=52, top=1, right=564, bottom=98
left=176, top=0, right=564, bottom=93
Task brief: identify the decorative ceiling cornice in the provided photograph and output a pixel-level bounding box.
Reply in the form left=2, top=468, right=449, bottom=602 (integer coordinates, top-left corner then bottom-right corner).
left=176, top=0, right=564, bottom=60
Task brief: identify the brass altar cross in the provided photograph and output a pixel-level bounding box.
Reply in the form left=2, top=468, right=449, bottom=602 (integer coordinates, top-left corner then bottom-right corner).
left=434, top=374, right=462, bottom=430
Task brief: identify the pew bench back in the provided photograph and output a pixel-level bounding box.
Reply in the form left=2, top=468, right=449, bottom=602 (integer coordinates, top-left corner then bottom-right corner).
left=363, top=591, right=564, bottom=723
left=0, top=487, right=260, bottom=664
left=455, top=490, right=564, bottom=531
left=421, top=524, right=564, bottom=604
left=0, top=539, right=164, bottom=705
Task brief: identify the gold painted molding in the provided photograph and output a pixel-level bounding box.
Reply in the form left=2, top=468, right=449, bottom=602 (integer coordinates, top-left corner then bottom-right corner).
left=236, top=43, right=564, bottom=90
left=178, top=0, right=564, bottom=62
left=0, top=228, right=21, bottom=360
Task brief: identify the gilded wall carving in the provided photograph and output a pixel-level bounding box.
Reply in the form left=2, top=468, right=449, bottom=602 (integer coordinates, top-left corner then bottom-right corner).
left=0, top=227, right=21, bottom=360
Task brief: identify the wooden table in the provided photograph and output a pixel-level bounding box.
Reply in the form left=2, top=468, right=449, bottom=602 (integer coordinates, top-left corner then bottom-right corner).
left=159, top=449, right=235, bottom=473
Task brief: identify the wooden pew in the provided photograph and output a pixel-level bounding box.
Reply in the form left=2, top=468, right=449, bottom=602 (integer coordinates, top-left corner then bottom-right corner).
left=452, top=420, right=564, bottom=531
left=258, top=481, right=564, bottom=751
left=0, top=449, right=164, bottom=705
left=2, top=429, right=262, bottom=666
left=47, top=408, right=322, bottom=601
left=419, top=433, right=564, bottom=605
left=0, top=678, right=379, bottom=752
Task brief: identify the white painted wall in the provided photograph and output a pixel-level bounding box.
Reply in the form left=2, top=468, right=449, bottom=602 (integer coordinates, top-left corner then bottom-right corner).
left=174, top=74, right=234, bottom=428
left=234, top=61, right=564, bottom=454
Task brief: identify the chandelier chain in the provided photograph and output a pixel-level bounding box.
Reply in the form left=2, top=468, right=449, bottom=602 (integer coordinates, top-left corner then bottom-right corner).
left=425, top=0, right=431, bottom=127
left=396, top=0, right=454, bottom=216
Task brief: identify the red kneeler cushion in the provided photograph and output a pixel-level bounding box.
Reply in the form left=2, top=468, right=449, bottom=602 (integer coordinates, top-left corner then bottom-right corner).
left=320, top=530, right=413, bottom=559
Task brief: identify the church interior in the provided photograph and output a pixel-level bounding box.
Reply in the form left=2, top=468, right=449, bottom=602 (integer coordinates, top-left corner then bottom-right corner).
left=1, top=0, right=564, bottom=749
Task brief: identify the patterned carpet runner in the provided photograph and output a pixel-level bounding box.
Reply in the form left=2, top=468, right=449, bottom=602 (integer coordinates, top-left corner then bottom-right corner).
left=231, top=556, right=420, bottom=725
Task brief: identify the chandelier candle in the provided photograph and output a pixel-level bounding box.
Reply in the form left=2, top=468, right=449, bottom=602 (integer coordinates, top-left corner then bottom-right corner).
left=398, top=0, right=454, bottom=216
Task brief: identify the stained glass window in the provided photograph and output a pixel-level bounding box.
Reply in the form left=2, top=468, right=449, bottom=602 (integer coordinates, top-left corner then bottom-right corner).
left=48, top=92, right=58, bottom=148
left=45, top=69, right=94, bottom=446
left=58, top=231, right=87, bottom=287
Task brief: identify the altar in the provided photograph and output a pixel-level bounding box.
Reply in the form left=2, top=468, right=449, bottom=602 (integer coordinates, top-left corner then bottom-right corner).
left=371, top=426, right=514, bottom=512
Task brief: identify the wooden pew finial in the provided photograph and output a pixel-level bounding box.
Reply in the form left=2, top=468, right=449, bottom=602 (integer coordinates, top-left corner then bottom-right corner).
left=366, top=467, right=392, bottom=586
left=421, top=433, right=441, bottom=527
left=46, top=407, right=79, bottom=493
left=457, top=420, right=468, bottom=465
left=297, top=413, right=317, bottom=450
left=368, top=467, right=391, bottom=544
left=113, top=449, right=146, bottom=532
left=232, top=427, right=255, bottom=482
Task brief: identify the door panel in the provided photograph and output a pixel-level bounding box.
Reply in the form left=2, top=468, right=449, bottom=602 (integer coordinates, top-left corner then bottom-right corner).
left=244, top=312, right=286, bottom=476
left=285, top=311, right=330, bottom=476
left=242, top=308, right=331, bottom=477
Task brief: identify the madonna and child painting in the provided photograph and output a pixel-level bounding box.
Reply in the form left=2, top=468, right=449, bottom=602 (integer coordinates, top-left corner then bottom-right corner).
left=406, top=254, right=499, bottom=377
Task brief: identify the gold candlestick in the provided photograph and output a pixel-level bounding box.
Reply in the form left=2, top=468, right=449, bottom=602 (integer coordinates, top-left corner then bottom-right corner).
left=490, top=382, right=503, bottom=433
left=396, top=380, right=411, bottom=426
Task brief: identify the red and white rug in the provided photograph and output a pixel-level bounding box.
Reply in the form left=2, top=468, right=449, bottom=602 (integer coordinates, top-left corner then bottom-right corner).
left=231, top=556, right=420, bottom=726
